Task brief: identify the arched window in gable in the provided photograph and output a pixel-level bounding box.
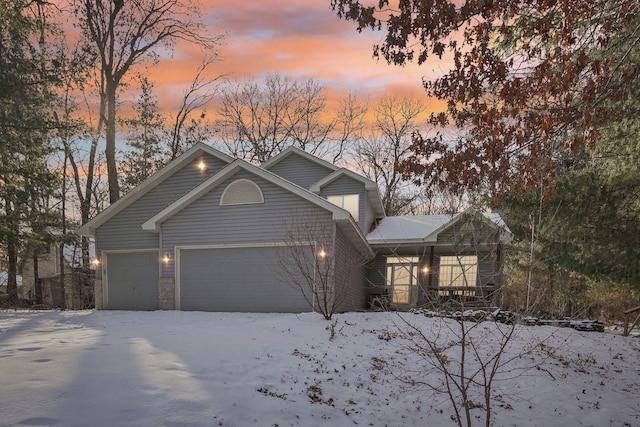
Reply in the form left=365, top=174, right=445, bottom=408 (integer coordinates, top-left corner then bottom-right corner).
left=220, top=179, right=264, bottom=206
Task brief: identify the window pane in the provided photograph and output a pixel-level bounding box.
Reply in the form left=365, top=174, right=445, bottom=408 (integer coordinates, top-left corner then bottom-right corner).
left=387, top=256, right=419, bottom=264
left=327, top=195, right=341, bottom=206
left=393, top=265, right=411, bottom=285
left=327, top=194, right=359, bottom=221
left=392, top=285, right=409, bottom=303
left=343, top=195, right=359, bottom=221
left=438, top=256, right=478, bottom=288
left=385, top=257, right=419, bottom=304
left=220, top=179, right=264, bottom=205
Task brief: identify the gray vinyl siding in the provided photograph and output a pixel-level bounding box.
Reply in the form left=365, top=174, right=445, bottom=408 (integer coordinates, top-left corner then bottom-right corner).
left=160, top=169, right=335, bottom=278
left=95, top=154, right=225, bottom=254
left=265, top=155, right=335, bottom=189
left=436, top=219, right=503, bottom=248
left=434, top=219, right=503, bottom=288
left=319, top=175, right=367, bottom=233
left=366, top=254, right=389, bottom=292
left=364, top=200, right=376, bottom=233
left=334, top=227, right=367, bottom=312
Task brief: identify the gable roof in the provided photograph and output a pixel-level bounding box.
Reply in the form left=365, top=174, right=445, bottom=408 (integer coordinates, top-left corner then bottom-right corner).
left=141, top=159, right=375, bottom=257
left=261, top=146, right=339, bottom=172
left=309, top=168, right=385, bottom=218
left=76, top=143, right=233, bottom=237
left=366, top=211, right=512, bottom=245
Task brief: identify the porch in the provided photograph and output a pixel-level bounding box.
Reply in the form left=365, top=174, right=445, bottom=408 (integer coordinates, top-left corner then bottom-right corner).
left=369, top=284, right=499, bottom=311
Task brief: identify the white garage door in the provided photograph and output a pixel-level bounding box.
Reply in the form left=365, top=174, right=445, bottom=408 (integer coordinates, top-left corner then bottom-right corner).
left=178, top=245, right=313, bottom=312
left=105, top=250, right=159, bottom=310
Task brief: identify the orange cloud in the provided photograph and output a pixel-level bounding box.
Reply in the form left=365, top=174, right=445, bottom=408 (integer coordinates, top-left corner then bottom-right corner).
left=155, top=0, right=442, bottom=95
left=96, top=0, right=455, bottom=122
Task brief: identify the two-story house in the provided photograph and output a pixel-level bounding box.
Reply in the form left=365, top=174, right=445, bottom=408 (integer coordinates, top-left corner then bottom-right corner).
left=77, top=143, right=511, bottom=312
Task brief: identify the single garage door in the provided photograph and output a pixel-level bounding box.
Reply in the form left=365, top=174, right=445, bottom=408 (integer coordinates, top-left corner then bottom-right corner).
left=106, top=251, right=159, bottom=310
left=179, top=245, right=312, bottom=312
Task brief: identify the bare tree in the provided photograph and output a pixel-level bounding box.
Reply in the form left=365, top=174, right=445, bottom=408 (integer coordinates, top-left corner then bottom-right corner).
left=167, top=51, right=226, bottom=159
left=354, top=95, right=427, bottom=215
left=72, top=0, right=223, bottom=203
left=216, top=74, right=366, bottom=163
left=370, top=211, right=521, bottom=426
left=277, top=214, right=370, bottom=320
left=382, top=314, right=541, bottom=427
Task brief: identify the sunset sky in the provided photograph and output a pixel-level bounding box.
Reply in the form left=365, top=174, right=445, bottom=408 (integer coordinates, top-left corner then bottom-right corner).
left=150, top=0, right=443, bottom=109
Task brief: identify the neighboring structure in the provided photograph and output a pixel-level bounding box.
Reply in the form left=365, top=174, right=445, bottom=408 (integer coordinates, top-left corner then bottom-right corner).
left=20, top=242, right=95, bottom=309
left=0, top=272, right=23, bottom=299
left=77, top=143, right=511, bottom=313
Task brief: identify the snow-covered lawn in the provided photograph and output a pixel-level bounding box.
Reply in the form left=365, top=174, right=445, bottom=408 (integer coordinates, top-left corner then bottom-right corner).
left=0, top=310, right=638, bottom=427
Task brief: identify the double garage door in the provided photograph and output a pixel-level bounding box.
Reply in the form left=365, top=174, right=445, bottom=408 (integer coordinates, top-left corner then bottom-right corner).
left=105, top=245, right=313, bottom=312
left=178, top=245, right=312, bottom=313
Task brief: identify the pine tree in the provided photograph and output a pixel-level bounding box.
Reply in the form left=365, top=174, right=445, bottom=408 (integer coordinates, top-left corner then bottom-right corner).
left=0, top=0, right=61, bottom=302
left=119, top=76, right=166, bottom=193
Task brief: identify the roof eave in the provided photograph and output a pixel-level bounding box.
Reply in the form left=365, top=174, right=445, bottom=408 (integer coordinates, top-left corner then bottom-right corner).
left=75, top=143, right=232, bottom=236
left=336, top=218, right=375, bottom=259
left=262, top=146, right=339, bottom=172
left=142, top=160, right=361, bottom=232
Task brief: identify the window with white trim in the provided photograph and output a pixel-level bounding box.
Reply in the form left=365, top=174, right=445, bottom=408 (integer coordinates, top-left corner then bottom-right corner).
left=438, top=255, right=478, bottom=288
left=220, top=179, right=264, bottom=206
left=327, top=194, right=359, bottom=221
left=385, top=256, right=419, bottom=304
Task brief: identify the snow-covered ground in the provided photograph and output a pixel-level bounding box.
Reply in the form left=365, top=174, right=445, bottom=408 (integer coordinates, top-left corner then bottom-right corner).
left=0, top=310, right=638, bottom=427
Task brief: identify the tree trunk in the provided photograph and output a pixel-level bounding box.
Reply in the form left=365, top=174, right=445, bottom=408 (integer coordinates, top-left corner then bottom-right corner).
left=106, top=79, right=119, bottom=203
left=7, top=240, right=18, bottom=303
left=5, top=199, right=18, bottom=303
left=59, top=243, right=67, bottom=310
left=60, top=150, right=68, bottom=310
left=33, top=252, right=43, bottom=305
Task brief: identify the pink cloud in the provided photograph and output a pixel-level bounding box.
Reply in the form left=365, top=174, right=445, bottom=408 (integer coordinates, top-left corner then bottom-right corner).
left=190, top=0, right=433, bottom=94
left=131, top=0, right=454, bottom=116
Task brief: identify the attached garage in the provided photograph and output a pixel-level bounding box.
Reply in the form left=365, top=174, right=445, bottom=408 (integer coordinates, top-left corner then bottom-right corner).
left=104, top=250, right=159, bottom=310
left=177, top=245, right=313, bottom=312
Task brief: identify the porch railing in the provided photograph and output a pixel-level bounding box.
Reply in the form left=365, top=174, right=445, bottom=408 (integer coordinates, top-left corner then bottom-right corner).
left=623, top=305, right=640, bottom=336
left=436, top=285, right=498, bottom=307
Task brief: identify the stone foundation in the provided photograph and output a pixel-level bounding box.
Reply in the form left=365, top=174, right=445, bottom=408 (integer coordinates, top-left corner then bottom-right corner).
left=158, top=277, right=175, bottom=310
left=94, top=279, right=103, bottom=310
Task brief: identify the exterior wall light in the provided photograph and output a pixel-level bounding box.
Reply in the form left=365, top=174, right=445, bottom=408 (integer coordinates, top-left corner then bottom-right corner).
left=197, top=159, right=206, bottom=172
left=92, top=258, right=101, bottom=267
left=318, top=249, right=327, bottom=259
left=421, top=266, right=430, bottom=274
left=162, top=254, right=171, bottom=264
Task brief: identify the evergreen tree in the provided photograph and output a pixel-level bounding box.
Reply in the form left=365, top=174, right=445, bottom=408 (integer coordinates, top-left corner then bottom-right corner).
left=0, top=0, right=61, bottom=302
left=119, top=76, right=166, bottom=192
